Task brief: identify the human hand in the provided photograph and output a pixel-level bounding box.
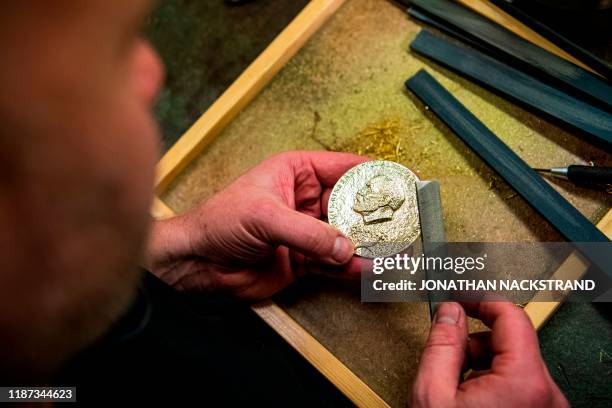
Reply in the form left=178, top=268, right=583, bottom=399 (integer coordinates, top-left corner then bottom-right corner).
left=144, top=151, right=368, bottom=300
left=412, top=301, right=569, bottom=408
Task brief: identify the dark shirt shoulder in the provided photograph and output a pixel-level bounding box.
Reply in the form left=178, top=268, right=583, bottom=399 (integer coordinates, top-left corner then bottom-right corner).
left=56, top=272, right=352, bottom=407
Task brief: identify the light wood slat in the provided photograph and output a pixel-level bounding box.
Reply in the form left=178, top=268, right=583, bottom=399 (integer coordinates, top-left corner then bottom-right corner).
left=155, top=0, right=346, bottom=194
left=252, top=300, right=390, bottom=408
left=525, top=209, right=612, bottom=330
left=151, top=196, right=175, bottom=220
left=456, top=0, right=598, bottom=75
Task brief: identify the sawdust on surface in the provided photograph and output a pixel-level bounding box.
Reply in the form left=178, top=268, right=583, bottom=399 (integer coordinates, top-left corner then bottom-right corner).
left=162, top=0, right=611, bottom=406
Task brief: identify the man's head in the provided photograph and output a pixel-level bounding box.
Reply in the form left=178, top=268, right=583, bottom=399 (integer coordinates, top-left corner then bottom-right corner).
left=0, top=0, right=163, bottom=381
left=353, top=175, right=405, bottom=225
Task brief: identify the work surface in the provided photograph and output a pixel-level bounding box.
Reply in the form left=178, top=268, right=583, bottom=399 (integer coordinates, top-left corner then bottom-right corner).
left=148, top=1, right=612, bottom=406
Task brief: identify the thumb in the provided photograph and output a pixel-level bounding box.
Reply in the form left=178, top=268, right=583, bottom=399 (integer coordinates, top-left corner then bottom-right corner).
left=412, top=302, right=468, bottom=407
left=264, top=205, right=354, bottom=265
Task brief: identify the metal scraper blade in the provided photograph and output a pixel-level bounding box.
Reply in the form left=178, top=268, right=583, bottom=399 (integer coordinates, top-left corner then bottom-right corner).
left=416, top=180, right=446, bottom=320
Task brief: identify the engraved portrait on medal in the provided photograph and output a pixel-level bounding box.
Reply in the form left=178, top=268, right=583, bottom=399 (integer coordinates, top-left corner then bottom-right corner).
left=328, top=161, right=420, bottom=258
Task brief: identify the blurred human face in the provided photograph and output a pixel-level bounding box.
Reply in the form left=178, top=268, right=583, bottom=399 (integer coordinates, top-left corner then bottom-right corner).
left=0, top=0, right=163, bottom=381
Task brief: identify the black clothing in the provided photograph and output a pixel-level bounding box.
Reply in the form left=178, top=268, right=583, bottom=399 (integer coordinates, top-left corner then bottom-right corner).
left=56, top=272, right=352, bottom=407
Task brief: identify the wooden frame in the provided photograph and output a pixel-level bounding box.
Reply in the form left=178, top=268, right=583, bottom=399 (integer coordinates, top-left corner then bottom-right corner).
left=154, top=0, right=347, bottom=194
left=151, top=0, right=611, bottom=405
left=525, top=210, right=612, bottom=329
left=153, top=2, right=387, bottom=406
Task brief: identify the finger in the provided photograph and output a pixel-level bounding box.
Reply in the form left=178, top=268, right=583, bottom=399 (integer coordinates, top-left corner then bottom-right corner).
left=299, top=151, right=369, bottom=187
left=321, top=188, right=332, bottom=217
left=305, top=256, right=367, bottom=278
left=412, top=302, right=468, bottom=406
left=232, top=247, right=298, bottom=300
left=467, top=331, right=494, bottom=371
left=263, top=204, right=354, bottom=265
left=460, top=301, right=542, bottom=373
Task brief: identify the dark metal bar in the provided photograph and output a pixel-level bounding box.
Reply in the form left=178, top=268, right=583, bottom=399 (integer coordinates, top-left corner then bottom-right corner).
left=416, top=180, right=447, bottom=319
left=410, top=30, right=612, bottom=147
left=405, top=69, right=610, bottom=279
left=487, top=0, right=612, bottom=80
left=408, top=0, right=612, bottom=111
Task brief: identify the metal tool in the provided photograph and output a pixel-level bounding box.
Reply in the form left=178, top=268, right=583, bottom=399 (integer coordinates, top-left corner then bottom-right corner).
left=416, top=180, right=447, bottom=320
left=533, top=165, right=612, bottom=187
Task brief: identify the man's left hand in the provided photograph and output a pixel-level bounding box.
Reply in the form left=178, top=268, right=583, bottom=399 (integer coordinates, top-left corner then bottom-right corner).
left=144, top=151, right=368, bottom=300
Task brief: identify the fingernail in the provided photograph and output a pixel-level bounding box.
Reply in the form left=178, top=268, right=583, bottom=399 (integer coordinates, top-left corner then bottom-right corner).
left=435, top=302, right=461, bottom=325
left=332, top=236, right=354, bottom=264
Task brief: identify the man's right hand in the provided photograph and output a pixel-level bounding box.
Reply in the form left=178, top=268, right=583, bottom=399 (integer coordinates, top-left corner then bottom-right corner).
left=412, top=301, right=569, bottom=408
